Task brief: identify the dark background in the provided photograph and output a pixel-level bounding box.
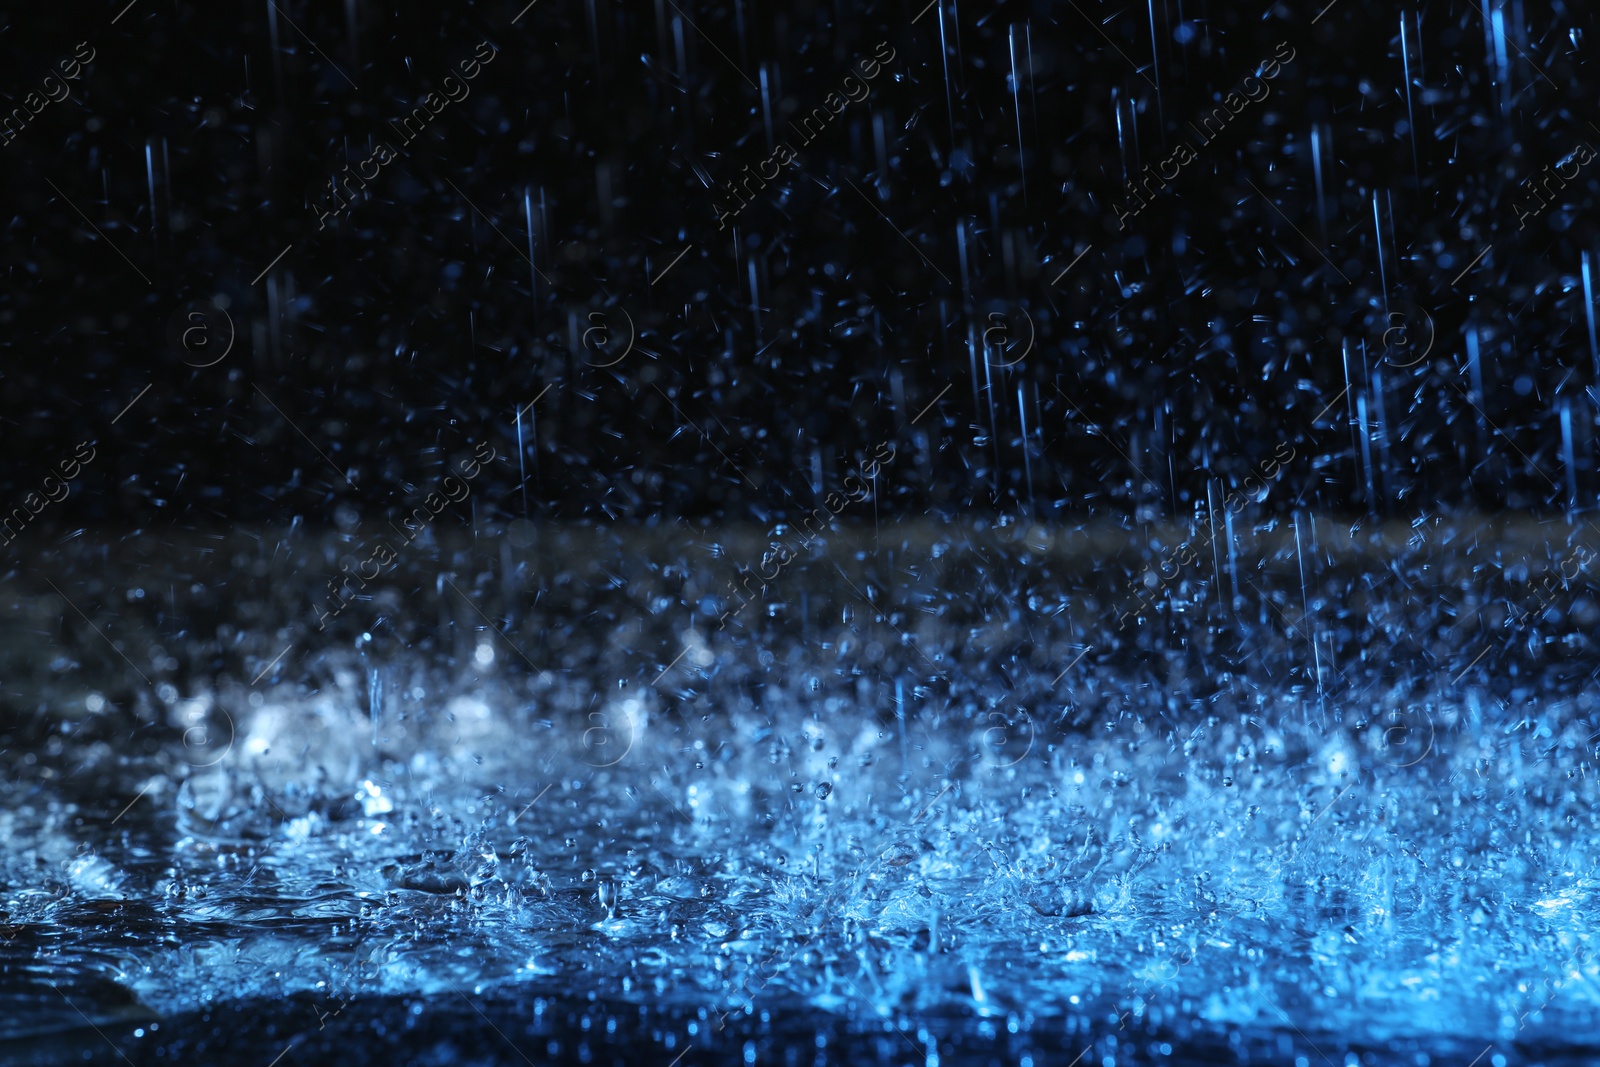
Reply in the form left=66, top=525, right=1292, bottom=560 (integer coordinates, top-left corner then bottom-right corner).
left=1, top=0, right=1597, bottom=531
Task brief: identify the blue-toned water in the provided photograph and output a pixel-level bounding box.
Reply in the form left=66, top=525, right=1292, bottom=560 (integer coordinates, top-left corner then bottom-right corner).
left=4, top=521, right=1599, bottom=1065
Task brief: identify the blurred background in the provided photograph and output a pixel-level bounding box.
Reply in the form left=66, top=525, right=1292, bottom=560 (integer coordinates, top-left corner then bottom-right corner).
left=4, top=0, right=1597, bottom=524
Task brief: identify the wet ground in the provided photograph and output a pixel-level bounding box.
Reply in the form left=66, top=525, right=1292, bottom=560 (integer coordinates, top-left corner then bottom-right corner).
left=4, top=520, right=1600, bottom=1064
